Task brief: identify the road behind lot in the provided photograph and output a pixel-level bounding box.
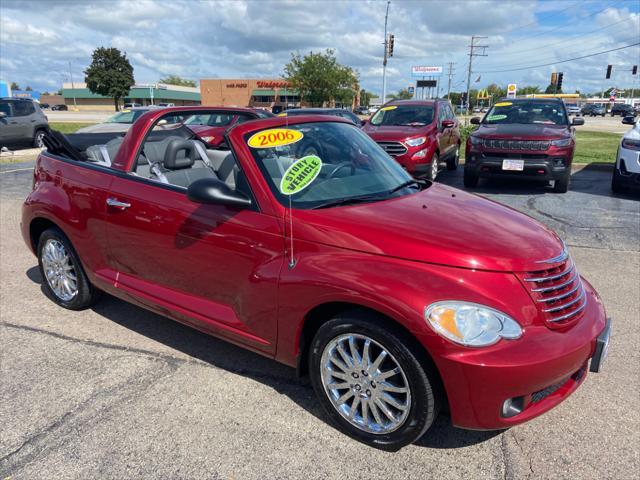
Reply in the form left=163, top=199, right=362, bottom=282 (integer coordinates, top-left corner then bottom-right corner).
left=1, top=165, right=638, bottom=479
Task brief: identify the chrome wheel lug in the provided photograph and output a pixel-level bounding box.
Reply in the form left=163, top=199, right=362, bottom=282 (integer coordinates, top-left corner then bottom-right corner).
left=355, top=384, right=361, bottom=391
left=352, top=372, right=359, bottom=379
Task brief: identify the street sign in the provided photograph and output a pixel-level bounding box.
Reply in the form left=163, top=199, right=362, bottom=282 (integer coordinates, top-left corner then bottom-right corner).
left=507, top=83, right=517, bottom=98
left=408, top=86, right=415, bottom=94
left=416, top=80, right=437, bottom=88
left=411, top=66, right=443, bottom=77
left=477, top=89, right=490, bottom=100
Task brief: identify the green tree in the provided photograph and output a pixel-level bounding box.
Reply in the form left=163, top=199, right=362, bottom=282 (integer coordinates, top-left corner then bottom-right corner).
left=544, top=83, right=562, bottom=94
left=25, top=86, right=33, bottom=91
left=10, top=82, right=20, bottom=90
left=359, top=89, right=374, bottom=106
left=284, top=49, right=358, bottom=107
left=388, top=88, right=414, bottom=100
left=159, top=75, right=196, bottom=87
left=84, top=47, right=135, bottom=111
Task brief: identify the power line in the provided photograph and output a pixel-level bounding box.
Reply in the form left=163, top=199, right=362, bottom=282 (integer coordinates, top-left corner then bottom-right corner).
left=476, top=42, right=640, bottom=74
left=466, top=36, right=488, bottom=113
left=446, top=62, right=456, bottom=100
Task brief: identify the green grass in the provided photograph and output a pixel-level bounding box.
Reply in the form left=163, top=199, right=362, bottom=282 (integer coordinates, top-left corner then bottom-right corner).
left=460, top=128, right=620, bottom=164
left=48, top=122, right=96, bottom=134
left=573, top=131, right=620, bottom=164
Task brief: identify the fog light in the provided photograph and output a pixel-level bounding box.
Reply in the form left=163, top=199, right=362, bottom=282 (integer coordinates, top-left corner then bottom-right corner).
left=553, top=158, right=565, bottom=167
left=412, top=149, right=428, bottom=159
left=501, top=396, right=525, bottom=418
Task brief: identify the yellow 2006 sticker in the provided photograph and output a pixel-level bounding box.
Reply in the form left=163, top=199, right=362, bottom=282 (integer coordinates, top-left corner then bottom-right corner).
left=248, top=128, right=303, bottom=148
left=280, top=155, right=323, bottom=196
left=380, top=105, right=397, bottom=111
left=494, top=102, right=512, bottom=107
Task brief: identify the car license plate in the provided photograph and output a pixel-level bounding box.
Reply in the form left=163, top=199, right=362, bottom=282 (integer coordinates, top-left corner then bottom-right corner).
left=502, top=159, right=524, bottom=171
left=590, top=318, right=611, bottom=373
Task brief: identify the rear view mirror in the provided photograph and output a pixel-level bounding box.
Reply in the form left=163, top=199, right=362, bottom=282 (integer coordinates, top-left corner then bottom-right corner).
left=622, top=115, right=636, bottom=125
left=187, top=177, right=252, bottom=208
left=470, top=117, right=481, bottom=125
left=571, top=117, right=585, bottom=126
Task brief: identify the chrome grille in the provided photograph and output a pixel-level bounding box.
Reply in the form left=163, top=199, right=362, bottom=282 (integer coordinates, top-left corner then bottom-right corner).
left=377, top=141, right=408, bottom=156
left=482, top=139, right=550, bottom=151
left=518, top=258, right=586, bottom=327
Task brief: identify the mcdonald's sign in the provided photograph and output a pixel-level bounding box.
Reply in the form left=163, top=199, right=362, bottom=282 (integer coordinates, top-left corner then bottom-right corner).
left=477, top=89, right=490, bottom=100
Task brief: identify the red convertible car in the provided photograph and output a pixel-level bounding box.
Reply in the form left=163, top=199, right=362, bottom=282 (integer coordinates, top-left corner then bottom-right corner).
left=22, top=107, right=610, bottom=450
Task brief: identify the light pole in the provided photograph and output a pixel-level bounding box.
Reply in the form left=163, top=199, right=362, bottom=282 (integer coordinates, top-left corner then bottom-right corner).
left=381, top=1, right=391, bottom=104
left=68, top=61, right=77, bottom=109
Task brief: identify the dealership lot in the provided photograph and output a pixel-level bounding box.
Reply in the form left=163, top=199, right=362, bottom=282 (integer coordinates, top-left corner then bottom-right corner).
left=0, top=163, right=638, bottom=479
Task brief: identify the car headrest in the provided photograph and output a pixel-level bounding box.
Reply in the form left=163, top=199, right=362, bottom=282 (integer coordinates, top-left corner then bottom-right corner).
left=164, top=139, right=195, bottom=170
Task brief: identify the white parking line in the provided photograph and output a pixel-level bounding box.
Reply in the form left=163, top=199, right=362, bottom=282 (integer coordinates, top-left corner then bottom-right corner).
left=0, top=167, right=33, bottom=174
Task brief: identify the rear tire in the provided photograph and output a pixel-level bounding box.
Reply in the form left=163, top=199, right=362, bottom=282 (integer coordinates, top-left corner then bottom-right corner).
left=463, top=168, right=479, bottom=188
left=446, top=145, right=460, bottom=171
left=309, top=312, right=439, bottom=451
left=553, top=172, right=570, bottom=193
left=37, top=227, right=99, bottom=310
left=33, top=129, right=46, bottom=148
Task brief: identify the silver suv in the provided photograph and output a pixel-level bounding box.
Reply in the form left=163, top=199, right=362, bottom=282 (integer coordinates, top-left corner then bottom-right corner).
left=0, top=98, right=49, bottom=149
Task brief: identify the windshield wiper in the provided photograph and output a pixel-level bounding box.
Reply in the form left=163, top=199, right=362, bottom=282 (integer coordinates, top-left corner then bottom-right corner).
left=311, top=193, right=387, bottom=209
left=399, top=122, right=427, bottom=127
left=386, top=179, right=424, bottom=195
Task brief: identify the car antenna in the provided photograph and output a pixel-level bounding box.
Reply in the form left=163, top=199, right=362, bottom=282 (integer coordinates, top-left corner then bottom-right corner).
left=284, top=111, right=296, bottom=269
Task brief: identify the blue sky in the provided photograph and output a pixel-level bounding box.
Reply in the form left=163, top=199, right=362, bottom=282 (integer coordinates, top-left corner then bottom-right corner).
left=1, top=0, right=639, bottom=97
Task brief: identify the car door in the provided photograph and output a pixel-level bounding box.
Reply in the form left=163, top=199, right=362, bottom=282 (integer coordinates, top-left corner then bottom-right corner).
left=436, top=104, right=450, bottom=155
left=103, top=142, right=283, bottom=355
left=11, top=101, right=36, bottom=140
left=0, top=101, right=23, bottom=143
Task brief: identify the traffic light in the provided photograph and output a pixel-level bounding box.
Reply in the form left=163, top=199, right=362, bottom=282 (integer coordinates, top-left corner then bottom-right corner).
left=633, top=65, right=638, bottom=75
left=556, top=72, right=564, bottom=91
left=551, top=72, right=558, bottom=86
left=606, top=65, right=612, bottom=79
left=388, top=34, right=395, bottom=57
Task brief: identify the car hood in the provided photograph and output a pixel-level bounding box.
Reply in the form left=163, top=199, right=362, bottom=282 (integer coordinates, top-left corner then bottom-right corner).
left=363, top=124, right=433, bottom=142
left=473, top=123, right=570, bottom=140
left=75, top=123, right=131, bottom=134
left=294, top=183, right=563, bottom=272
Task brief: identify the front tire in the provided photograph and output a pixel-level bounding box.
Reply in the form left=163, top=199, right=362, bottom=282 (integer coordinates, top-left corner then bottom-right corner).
left=37, top=227, right=99, bottom=310
left=611, top=166, right=626, bottom=193
left=553, top=172, right=570, bottom=193
left=309, top=313, right=439, bottom=451
left=427, top=152, right=439, bottom=180
left=463, top=168, right=479, bottom=188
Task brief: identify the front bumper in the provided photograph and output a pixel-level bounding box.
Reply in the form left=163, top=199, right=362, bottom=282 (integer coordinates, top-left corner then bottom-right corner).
left=423, top=278, right=608, bottom=430
left=465, top=153, right=570, bottom=181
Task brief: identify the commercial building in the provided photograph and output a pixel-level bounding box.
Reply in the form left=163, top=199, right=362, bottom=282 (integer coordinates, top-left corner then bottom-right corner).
left=200, top=79, right=300, bottom=111
left=59, top=82, right=201, bottom=110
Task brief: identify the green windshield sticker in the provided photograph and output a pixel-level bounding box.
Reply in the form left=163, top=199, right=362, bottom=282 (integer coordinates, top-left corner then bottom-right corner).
left=486, top=114, right=507, bottom=121
left=279, top=155, right=323, bottom=196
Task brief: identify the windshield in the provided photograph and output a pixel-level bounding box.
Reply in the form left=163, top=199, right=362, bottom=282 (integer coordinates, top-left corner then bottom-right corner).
left=247, top=122, right=419, bottom=209
left=105, top=110, right=146, bottom=124
left=184, top=113, right=235, bottom=126
left=370, top=105, right=434, bottom=126
left=484, top=101, right=568, bottom=125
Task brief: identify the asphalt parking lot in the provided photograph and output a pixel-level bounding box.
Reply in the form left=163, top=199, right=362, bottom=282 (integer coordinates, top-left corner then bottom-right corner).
left=1, top=163, right=638, bottom=479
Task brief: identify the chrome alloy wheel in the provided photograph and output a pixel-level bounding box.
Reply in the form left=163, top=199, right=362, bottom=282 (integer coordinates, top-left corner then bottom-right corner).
left=320, top=334, right=411, bottom=434
left=430, top=157, right=439, bottom=180
left=41, top=239, right=78, bottom=301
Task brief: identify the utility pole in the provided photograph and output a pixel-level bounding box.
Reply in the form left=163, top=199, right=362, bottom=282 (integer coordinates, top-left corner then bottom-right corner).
left=381, top=1, right=391, bottom=104
left=446, top=62, right=456, bottom=100
left=465, top=36, right=488, bottom=114
left=68, top=61, right=77, bottom=109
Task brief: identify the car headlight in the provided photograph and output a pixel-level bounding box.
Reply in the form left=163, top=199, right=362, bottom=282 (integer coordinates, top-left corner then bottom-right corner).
left=424, top=301, right=522, bottom=347
left=405, top=136, right=427, bottom=147
left=551, top=138, right=572, bottom=147
left=469, top=135, right=483, bottom=146
left=622, top=138, right=640, bottom=151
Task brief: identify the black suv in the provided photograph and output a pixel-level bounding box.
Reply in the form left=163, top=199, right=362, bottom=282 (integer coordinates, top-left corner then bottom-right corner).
left=581, top=104, right=605, bottom=117
left=610, top=104, right=635, bottom=117
left=0, top=98, right=49, bottom=149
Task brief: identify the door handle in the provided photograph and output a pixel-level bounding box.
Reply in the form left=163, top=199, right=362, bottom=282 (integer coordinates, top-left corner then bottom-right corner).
left=106, top=198, right=131, bottom=209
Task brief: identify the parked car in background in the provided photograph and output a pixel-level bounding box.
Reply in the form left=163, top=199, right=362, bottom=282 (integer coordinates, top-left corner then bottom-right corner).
left=581, top=104, right=606, bottom=117
left=610, top=104, right=635, bottom=117
left=354, top=106, right=370, bottom=115
left=123, top=102, right=142, bottom=109
left=0, top=98, right=49, bottom=148
left=612, top=116, right=640, bottom=193
left=23, top=108, right=610, bottom=450
left=75, top=107, right=165, bottom=134
left=565, top=103, right=581, bottom=116
left=51, top=104, right=68, bottom=111
left=280, top=108, right=361, bottom=126
left=158, top=102, right=175, bottom=107
left=362, top=99, right=461, bottom=180
left=184, top=107, right=273, bottom=146
left=39, top=103, right=50, bottom=109
left=465, top=98, right=583, bottom=193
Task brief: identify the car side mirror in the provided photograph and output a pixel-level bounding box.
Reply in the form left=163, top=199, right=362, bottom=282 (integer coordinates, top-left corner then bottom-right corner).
left=470, top=117, right=481, bottom=125
left=441, top=119, right=455, bottom=129
left=187, top=177, right=252, bottom=208
left=0, top=112, right=6, bottom=119
left=622, top=115, right=636, bottom=125
left=360, top=119, right=367, bottom=127
left=571, top=117, right=585, bottom=126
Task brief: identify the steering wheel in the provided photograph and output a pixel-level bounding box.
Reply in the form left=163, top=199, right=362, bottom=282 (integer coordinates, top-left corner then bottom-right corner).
left=326, top=161, right=355, bottom=179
